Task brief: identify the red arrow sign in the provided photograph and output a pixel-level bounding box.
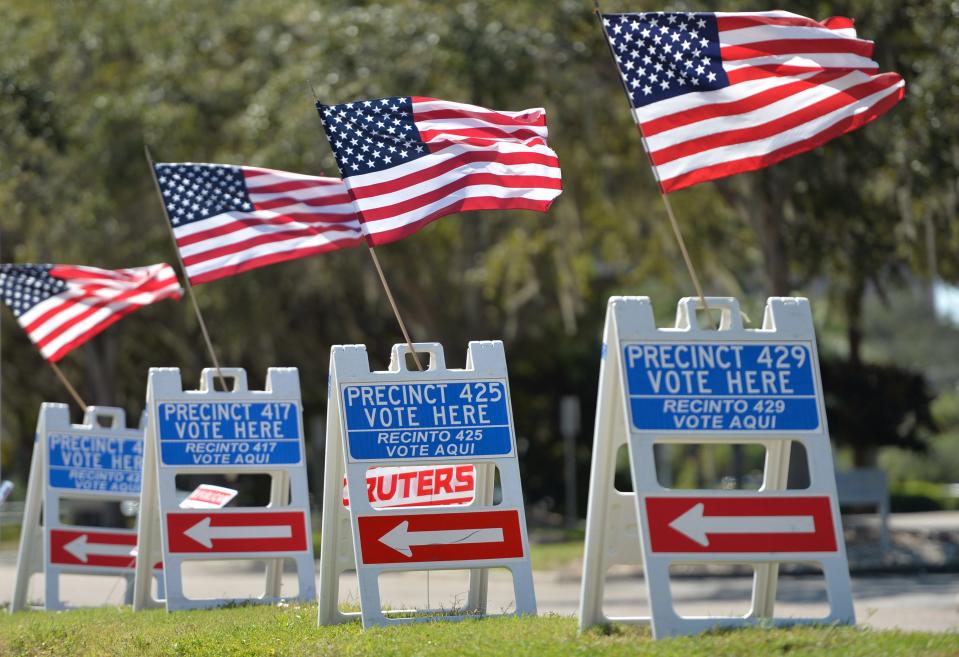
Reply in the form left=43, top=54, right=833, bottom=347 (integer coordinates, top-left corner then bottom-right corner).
left=49, top=528, right=138, bottom=569
left=166, top=511, right=308, bottom=554
left=645, top=496, right=838, bottom=553
left=358, top=510, right=525, bottom=565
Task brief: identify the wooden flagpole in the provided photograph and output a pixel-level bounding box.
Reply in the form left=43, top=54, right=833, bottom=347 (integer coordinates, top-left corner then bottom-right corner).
left=593, top=2, right=716, bottom=326
left=48, top=361, right=87, bottom=411
left=311, top=82, right=429, bottom=604
left=1, top=239, right=86, bottom=412
left=367, top=247, right=425, bottom=371
left=659, top=191, right=711, bottom=312
left=309, top=85, right=425, bottom=372
left=143, top=145, right=230, bottom=390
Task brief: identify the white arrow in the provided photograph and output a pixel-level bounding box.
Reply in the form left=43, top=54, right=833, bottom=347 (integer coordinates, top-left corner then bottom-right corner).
left=183, top=516, right=292, bottom=548
left=668, top=502, right=815, bottom=547
left=378, top=520, right=504, bottom=557
left=63, top=535, right=136, bottom=563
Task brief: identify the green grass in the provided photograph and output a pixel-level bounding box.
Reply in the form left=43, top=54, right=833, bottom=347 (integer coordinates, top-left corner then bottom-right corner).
left=1, top=605, right=957, bottom=657
left=0, top=524, right=22, bottom=553
left=527, top=540, right=583, bottom=570
left=889, top=480, right=959, bottom=512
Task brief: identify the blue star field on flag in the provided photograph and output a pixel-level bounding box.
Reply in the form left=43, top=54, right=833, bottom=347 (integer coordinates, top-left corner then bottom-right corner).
left=0, top=264, right=68, bottom=317
left=602, top=12, right=729, bottom=108
left=316, top=97, right=429, bottom=176
left=154, top=164, right=254, bottom=227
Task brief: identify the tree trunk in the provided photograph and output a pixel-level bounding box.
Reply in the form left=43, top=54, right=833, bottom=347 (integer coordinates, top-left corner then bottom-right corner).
left=758, top=196, right=791, bottom=296
left=82, top=332, right=118, bottom=408
left=845, top=278, right=874, bottom=468
left=757, top=177, right=812, bottom=488
left=718, top=175, right=814, bottom=486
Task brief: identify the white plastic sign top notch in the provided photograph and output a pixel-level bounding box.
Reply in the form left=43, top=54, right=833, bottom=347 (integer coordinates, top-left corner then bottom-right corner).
left=132, top=367, right=315, bottom=612
left=578, top=297, right=855, bottom=639
left=10, top=404, right=163, bottom=611
left=318, top=342, right=536, bottom=628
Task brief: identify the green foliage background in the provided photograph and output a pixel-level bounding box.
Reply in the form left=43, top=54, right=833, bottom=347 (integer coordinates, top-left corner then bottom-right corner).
left=2, top=0, right=958, bottom=510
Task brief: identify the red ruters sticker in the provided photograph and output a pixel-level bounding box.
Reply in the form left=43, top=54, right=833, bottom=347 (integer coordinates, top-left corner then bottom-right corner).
left=343, top=464, right=476, bottom=509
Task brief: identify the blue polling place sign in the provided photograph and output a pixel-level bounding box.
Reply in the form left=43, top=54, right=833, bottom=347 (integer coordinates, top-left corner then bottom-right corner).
left=157, top=401, right=301, bottom=466
left=622, top=342, right=821, bottom=431
left=342, top=381, right=513, bottom=460
left=47, top=433, right=143, bottom=493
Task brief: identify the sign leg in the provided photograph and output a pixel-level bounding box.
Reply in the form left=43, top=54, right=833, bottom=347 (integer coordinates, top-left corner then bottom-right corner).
left=751, top=439, right=792, bottom=618
left=579, top=334, right=630, bottom=630
left=318, top=402, right=351, bottom=625
left=133, top=437, right=160, bottom=612
left=466, top=462, right=495, bottom=614
left=10, top=441, right=43, bottom=612
left=265, top=470, right=290, bottom=599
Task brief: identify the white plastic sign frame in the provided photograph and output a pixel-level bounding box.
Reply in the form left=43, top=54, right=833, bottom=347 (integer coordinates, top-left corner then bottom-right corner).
left=132, top=367, right=315, bottom=611
left=578, top=297, right=855, bottom=638
left=318, top=342, right=536, bottom=628
left=10, top=404, right=162, bottom=611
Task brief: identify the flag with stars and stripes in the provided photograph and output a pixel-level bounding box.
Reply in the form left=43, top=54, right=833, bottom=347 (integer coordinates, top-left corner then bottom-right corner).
left=599, top=11, right=905, bottom=193
left=0, top=263, right=182, bottom=362
left=153, top=164, right=365, bottom=284
left=316, top=96, right=563, bottom=245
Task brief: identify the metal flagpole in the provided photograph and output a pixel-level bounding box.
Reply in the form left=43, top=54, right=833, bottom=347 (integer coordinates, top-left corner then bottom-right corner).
left=143, top=145, right=229, bottom=391
left=593, top=2, right=715, bottom=326
left=308, top=85, right=425, bottom=372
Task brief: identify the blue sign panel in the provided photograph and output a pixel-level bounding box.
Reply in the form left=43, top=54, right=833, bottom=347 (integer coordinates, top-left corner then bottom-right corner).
left=157, top=401, right=301, bottom=466
left=623, top=342, right=820, bottom=431
left=47, top=433, right=143, bottom=493
left=342, top=381, right=513, bottom=460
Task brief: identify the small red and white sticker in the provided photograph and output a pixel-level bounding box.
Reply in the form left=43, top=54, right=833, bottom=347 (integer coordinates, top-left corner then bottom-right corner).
left=166, top=511, right=308, bottom=554
left=358, top=509, right=524, bottom=565
left=645, top=496, right=838, bottom=553
left=343, top=465, right=476, bottom=509
left=179, top=484, right=238, bottom=509
left=49, top=528, right=138, bottom=569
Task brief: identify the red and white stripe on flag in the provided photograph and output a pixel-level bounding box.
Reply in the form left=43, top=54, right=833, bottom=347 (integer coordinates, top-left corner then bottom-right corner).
left=604, top=11, right=905, bottom=192
left=0, top=263, right=182, bottom=362
left=340, top=98, right=563, bottom=246
left=159, top=165, right=365, bottom=285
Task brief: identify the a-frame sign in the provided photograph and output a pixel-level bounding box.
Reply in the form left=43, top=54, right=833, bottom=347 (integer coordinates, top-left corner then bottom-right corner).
left=132, top=367, right=315, bottom=611
left=578, top=297, right=855, bottom=638
left=10, top=404, right=163, bottom=611
left=318, top=342, right=536, bottom=628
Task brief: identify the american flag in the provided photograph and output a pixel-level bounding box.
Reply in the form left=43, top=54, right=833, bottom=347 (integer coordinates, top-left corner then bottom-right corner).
left=153, top=164, right=364, bottom=284
left=316, top=96, right=563, bottom=245
left=600, top=11, right=905, bottom=192
left=0, top=263, right=182, bottom=362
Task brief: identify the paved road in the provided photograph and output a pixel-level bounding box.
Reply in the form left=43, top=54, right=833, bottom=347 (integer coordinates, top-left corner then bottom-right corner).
left=2, top=553, right=957, bottom=632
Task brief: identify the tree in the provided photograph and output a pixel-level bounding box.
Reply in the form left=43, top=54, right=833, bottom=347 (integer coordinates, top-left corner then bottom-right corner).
left=1, top=0, right=956, bottom=513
